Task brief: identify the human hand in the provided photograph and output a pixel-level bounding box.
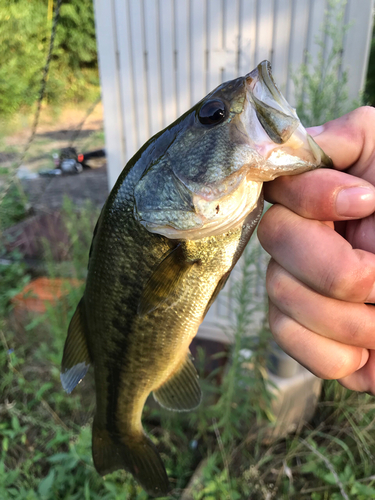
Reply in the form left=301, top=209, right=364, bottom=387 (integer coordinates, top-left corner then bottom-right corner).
left=258, top=106, right=375, bottom=394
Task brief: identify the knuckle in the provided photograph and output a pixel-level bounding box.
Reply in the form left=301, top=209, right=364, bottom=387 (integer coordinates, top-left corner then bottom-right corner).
left=342, top=315, right=366, bottom=345
left=258, top=205, right=282, bottom=242
left=322, top=251, right=375, bottom=301
left=352, top=106, right=375, bottom=125
left=321, top=352, right=353, bottom=380
left=268, top=301, right=287, bottom=342
left=266, top=260, right=282, bottom=296
left=266, top=262, right=294, bottom=310
left=336, top=107, right=375, bottom=150
left=320, top=265, right=349, bottom=299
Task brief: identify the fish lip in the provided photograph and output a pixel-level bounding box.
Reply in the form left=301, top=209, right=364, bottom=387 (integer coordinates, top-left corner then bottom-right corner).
left=245, top=60, right=296, bottom=117
left=246, top=62, right=332, bottom=169
left=257, top=60, right=287, bottom=108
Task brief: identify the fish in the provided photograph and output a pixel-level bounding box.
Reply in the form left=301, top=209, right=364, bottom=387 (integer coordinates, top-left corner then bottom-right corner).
left=60, top=60, right=332, bottom=497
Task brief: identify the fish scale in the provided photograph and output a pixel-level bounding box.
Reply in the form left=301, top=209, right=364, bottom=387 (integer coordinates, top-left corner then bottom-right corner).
left=60, top=61, right=332, bottom=497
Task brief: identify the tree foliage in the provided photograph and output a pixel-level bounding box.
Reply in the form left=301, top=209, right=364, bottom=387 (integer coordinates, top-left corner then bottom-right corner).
left=0, top=0, right=99, bottom=116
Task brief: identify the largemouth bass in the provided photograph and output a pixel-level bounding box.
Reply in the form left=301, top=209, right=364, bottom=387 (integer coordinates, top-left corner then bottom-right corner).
left=60, top=61, right=331, bottom=496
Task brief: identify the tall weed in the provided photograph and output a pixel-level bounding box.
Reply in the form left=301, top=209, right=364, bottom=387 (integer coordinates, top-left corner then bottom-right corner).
left=293, top=0, right=359, bottom=127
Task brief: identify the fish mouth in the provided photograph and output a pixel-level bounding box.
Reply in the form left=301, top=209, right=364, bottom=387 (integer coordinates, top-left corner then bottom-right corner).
left=241, top=60, right=332, bottom=180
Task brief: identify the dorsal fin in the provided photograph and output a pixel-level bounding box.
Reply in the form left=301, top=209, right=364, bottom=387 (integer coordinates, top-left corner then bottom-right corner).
left=138, top=245, right=195, bottom=316
left=60, top=299, right=91, bottom=393
left=153, top=353, right=201, bottom=411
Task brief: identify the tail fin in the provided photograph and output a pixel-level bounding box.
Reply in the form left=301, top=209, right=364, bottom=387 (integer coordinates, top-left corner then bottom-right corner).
left=92, top=422, right=169, bottom=497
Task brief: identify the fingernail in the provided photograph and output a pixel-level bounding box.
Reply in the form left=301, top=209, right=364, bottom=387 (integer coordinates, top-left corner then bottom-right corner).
left=307, top=125, right=325, bottom=137
left=336, top=187, right=375, bottom=217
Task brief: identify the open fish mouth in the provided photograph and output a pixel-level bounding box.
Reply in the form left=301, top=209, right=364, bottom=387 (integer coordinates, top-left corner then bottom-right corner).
left=240, top=60, right=332, bottom=181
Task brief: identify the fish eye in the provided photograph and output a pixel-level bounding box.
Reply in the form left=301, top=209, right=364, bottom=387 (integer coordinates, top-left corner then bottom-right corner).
left=198, top=99, right=226, bottom=125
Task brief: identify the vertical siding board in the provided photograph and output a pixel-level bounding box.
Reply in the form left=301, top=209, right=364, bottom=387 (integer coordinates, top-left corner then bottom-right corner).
left=223, top=0, right=239, bottom=82
left=190, top=0, right=206, bottom=105
left=239, top=0, right=257, bottom=76
left=284, top=0, right=296, bottom=100
left=287, top=0, right=310, bottom=104
left=128, top=0, right=149, bottom=149
left=271, top=0, right=292, bottom=95
left=114, top=0, right=137, bottom=164
left=159, top=0, right=177, bottom=126
left=140, top=0, right=152, bottom=140
left=255, top=0, right=274, bottom=62
left=94, top=0, right=125, bottom=186
left=207, top=0, right=224, bottom=90
left=342, top=0, right=374, bottom=101
left=143, top=0, right=164, bottom=137
left=175, top=0, right=191, bottom=116
left=306, top=0, right=326, bottom=61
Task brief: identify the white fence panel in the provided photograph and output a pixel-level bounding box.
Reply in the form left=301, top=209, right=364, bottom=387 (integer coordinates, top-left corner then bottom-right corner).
left=94, top=0, right=374, bottom=342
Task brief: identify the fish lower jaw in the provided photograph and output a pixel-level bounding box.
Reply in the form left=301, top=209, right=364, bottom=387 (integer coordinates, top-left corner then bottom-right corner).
left=142, top=178, right=263, bottom=240
left=245, top=158, right=318, bottom=182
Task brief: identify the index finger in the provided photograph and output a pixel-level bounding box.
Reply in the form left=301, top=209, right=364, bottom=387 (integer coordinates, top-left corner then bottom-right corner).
left=263, top=169, right=375, bottom=221
left=309, top=106, right=375, bottom=182
left=263, top=107, right=375, bottom=220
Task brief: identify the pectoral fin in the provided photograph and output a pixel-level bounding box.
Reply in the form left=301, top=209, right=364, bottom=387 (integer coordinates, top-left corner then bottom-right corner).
left=138, top=245, right=195, bottom=316
left=153, top=354, right=201, bottom=411
left=60, top=299, right=91, bottom=393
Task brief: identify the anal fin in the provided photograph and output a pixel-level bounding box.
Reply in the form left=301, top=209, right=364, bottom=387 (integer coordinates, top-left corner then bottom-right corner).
left=60, top=298, right=91, bottom=393
left=138, top=244, right=195, bottom=316
left=92, top=421, right=169, bottom=497
left=153, top=354, right=201, bottom=411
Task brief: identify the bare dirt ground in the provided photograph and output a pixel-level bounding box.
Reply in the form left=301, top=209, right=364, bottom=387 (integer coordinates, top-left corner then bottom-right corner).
left=0, top=101, right=108, bottom=208
left=0, top=102, right=105, bottom=173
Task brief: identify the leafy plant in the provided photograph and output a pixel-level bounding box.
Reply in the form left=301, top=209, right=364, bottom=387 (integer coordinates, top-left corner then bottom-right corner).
left=293, top=0, right=359, bottom=127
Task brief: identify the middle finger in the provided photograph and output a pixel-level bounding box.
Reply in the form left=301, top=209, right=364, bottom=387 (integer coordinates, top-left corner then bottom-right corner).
left=258, top=204, right=375, bottom=302
left=267, top=259, right=375, bottom=349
